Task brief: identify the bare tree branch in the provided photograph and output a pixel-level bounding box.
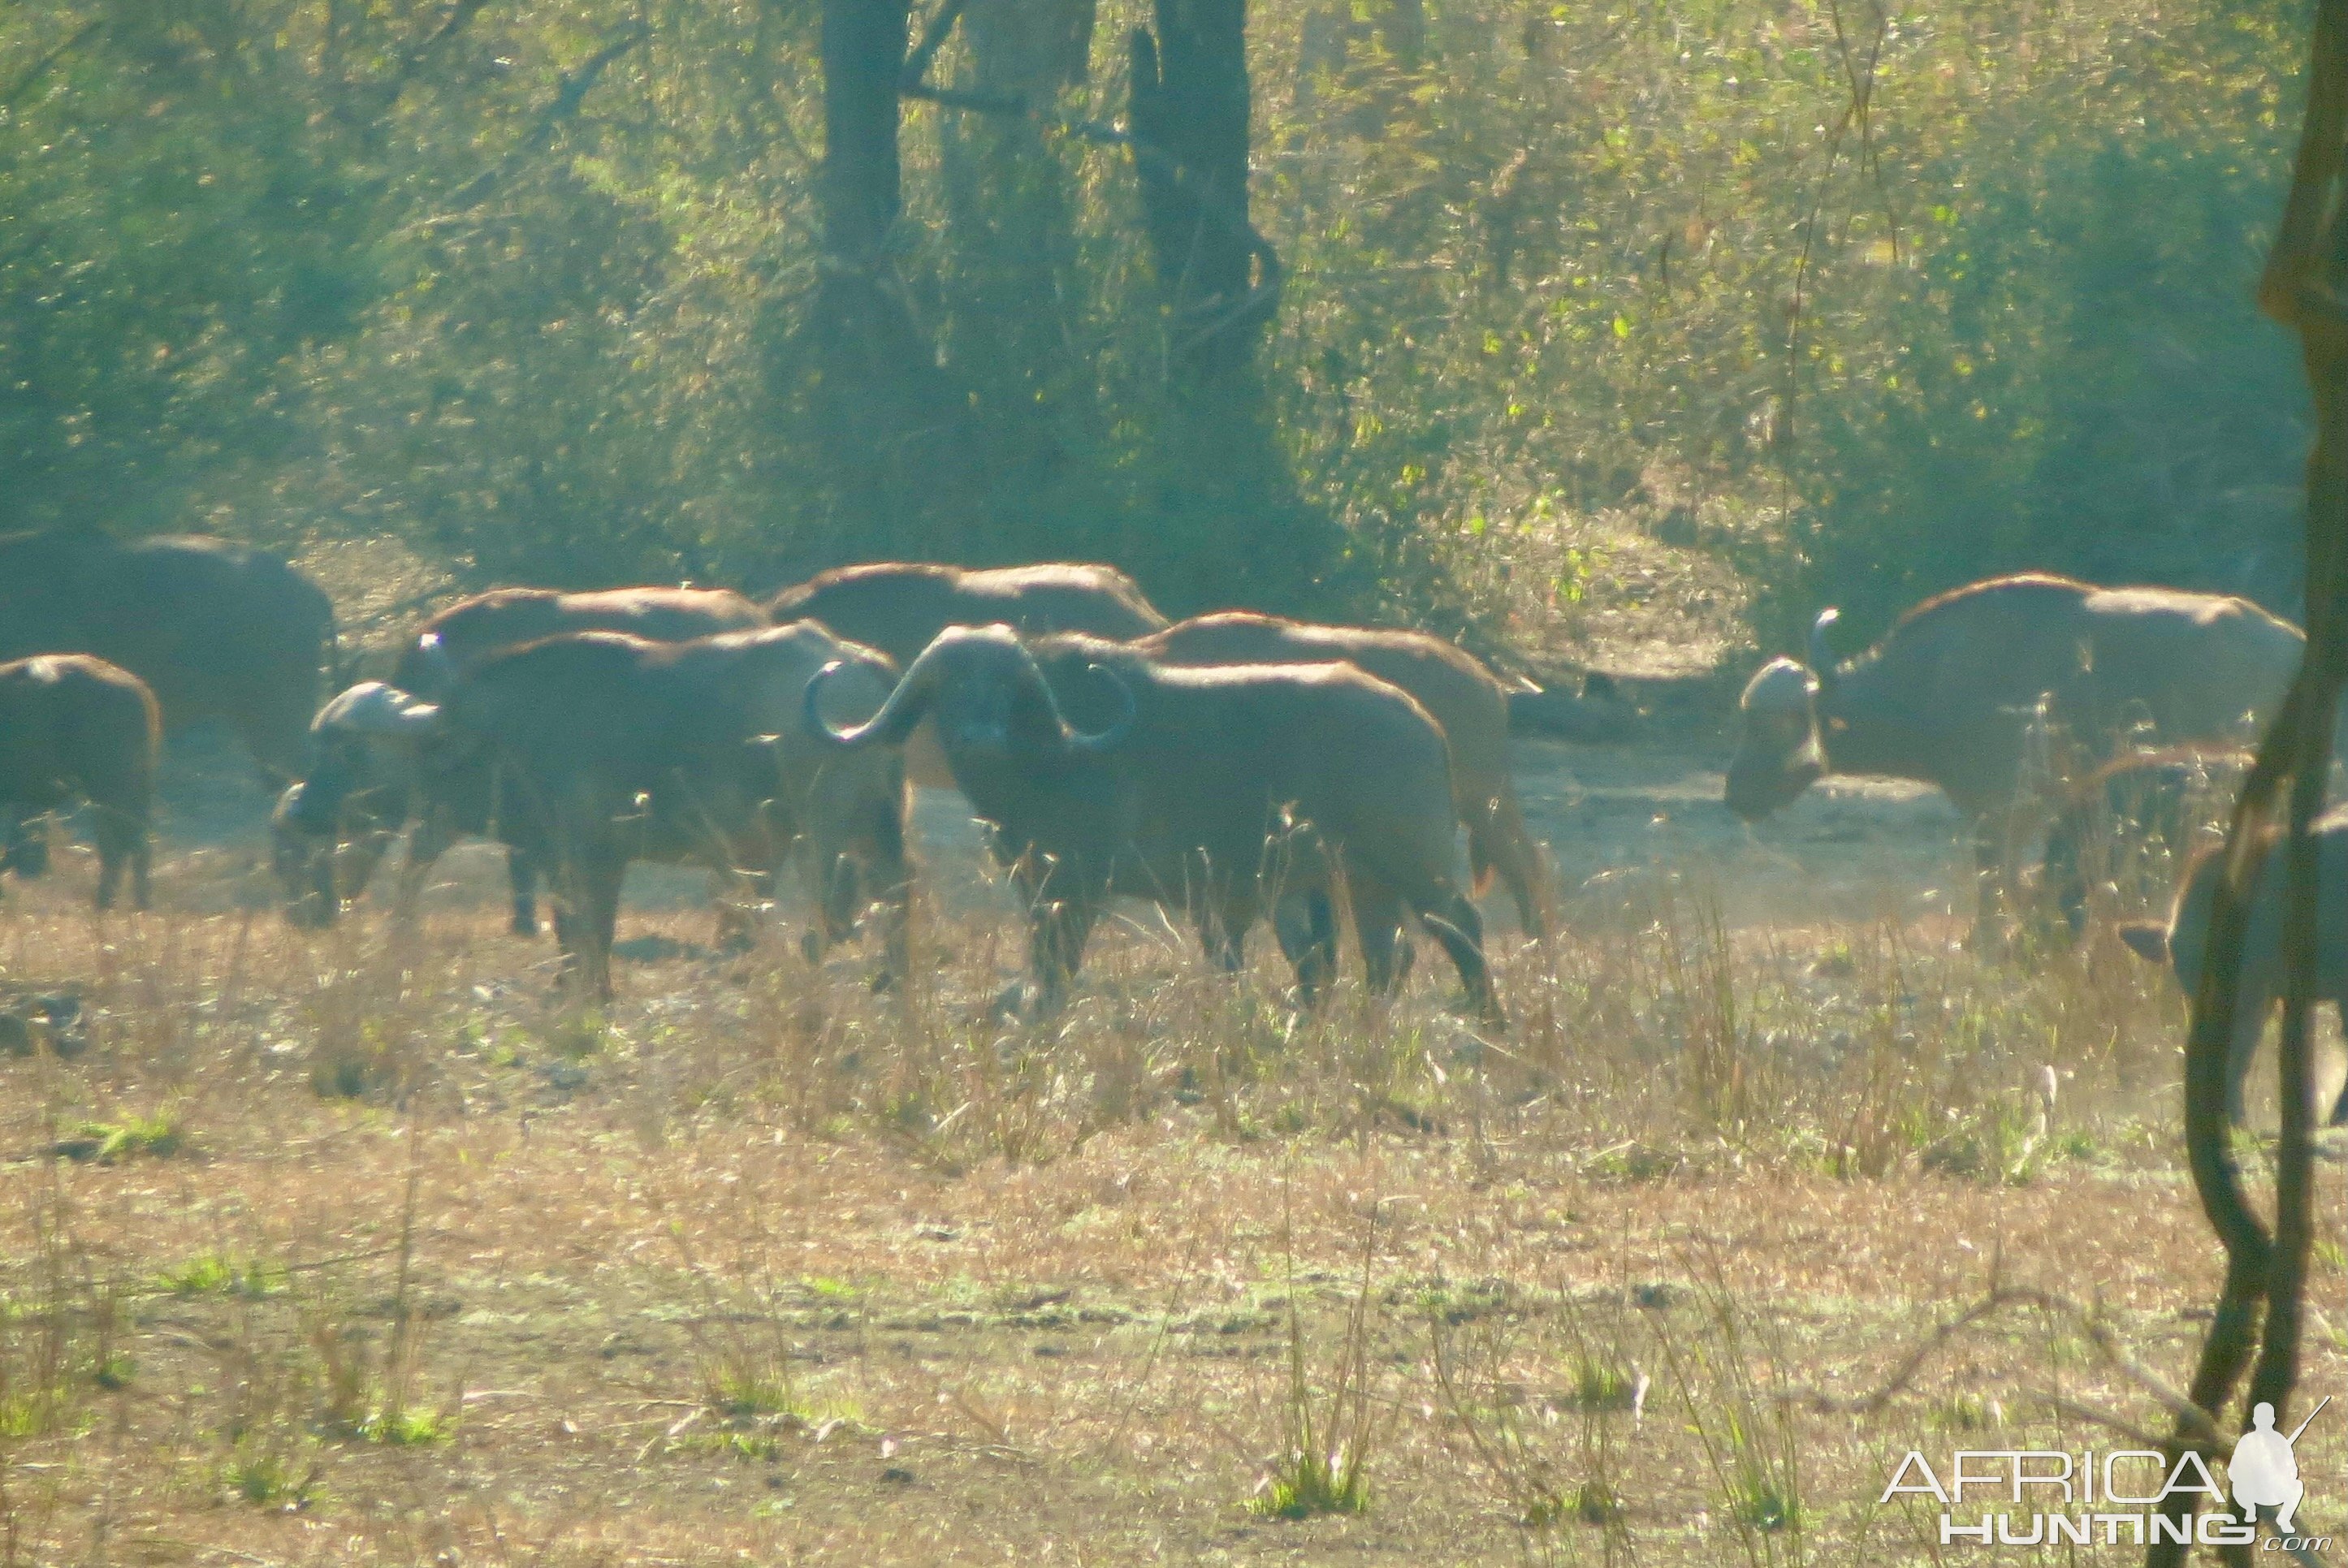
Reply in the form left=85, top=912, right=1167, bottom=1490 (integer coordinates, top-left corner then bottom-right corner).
left=899, top=0, right=971, bottom=92
left=407, top=22, right=652, bottom=231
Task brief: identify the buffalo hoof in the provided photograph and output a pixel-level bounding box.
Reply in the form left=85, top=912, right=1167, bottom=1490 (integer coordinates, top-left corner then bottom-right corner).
left=510, top=913, right=540, bottom=938
left=800, top=929, right=824, bottom=965
left=869, top=968, right=897, bottom=995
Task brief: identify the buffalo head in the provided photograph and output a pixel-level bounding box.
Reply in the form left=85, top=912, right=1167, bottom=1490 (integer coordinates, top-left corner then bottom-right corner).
left=1724, top=656, right=1827, bottom=821
left=272, top=682, right=442, bottom=923
left=806, top=624, right=1133, bottom=766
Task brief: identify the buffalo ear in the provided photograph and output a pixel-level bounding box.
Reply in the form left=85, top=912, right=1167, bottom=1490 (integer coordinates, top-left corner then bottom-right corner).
left=2117, top=922, right=2170, bottom=964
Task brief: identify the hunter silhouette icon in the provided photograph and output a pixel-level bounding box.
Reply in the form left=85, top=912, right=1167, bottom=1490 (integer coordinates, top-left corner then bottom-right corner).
left=2232, top=1396, right=2327, bottom=1532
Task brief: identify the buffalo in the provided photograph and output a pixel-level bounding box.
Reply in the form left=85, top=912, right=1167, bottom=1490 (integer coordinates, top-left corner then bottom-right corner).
left=270, top=683, right=481, bottom=931
left=766, top=562, right=1169, bottom=664
left=769, top=564, right=1170, bottom=789
left=290, top=626, right=910, bottom=1000
left=282, top=585, right=772, bottom=931
left=0, top=655, right=159, bottom=910
left=2118, top=810, right=2348, bottom=1126
left=391, top=585, right=770, bottom=698
left=0, top=529, right=333, bottom=778
left=1047, top=611, right=1554, bottom=938
left=806, top=625, right=1501, bottom=1022
left=1727, top=574, right=2307, bottom=924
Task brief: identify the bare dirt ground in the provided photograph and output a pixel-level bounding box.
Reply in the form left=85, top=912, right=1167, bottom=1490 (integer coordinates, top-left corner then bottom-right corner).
left=0, top=609, right=2341, bottom=1563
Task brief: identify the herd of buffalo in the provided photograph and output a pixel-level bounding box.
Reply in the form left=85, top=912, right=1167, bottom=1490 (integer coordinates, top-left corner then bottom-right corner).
left=1, top=527, right=2342, bottom=1122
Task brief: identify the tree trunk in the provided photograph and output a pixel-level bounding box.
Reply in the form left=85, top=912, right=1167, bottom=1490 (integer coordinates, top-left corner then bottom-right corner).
left=2145, top=2, right=2348, bottom=1559
left=966, top=0, right=1095, bottom=94
left=1127, top=0, right=1277, bottom=384
left=809, top=0, right=981, bottom=538
left=928, top=0, right=1107, bottom=558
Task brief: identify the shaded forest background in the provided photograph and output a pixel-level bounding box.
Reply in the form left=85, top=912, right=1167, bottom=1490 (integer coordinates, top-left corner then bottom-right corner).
left=0, top=0, right=2313, bottom=655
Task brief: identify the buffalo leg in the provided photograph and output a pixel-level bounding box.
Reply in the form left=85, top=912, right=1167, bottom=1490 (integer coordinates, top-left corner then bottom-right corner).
left=337, top=829, right=396, bottom=905
left=1198, top=890, right=1257, bottom=975
left=831, top=843, right=914, bottom=995
left=870, top=832, right=912, bottom=992
left=91, top=802, right=149, bottom=912
left=2, top=810, right=49, bottom=879
left=395, top=810, right=460, bottom=925
left=2225, top=990, right=2274, bottom=1127
left=1027, top=898, right=1095, bottom=1013
left=507, top=847, right=543, bottom=936
left=1477, top=795, right=1554, bottom=939
left=301, top=838, right=339, bottom=927
left=797, top=842, right=860, bottom=963
left=1273, top=890, right=1338, bottom=1006
left=551, top=853, right=625, bottom=1003
left=1352, top=882, right=1416, bottom=994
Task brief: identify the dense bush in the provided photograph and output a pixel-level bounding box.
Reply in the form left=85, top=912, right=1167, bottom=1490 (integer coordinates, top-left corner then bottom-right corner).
left=0, top=0, right=2311, bottom=639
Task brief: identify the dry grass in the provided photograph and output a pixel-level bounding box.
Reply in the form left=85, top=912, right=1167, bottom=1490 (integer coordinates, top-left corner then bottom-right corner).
left=0, top=821, right=2337, bottom=1566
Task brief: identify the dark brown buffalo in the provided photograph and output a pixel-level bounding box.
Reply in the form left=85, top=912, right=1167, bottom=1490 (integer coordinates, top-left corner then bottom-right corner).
left=2119, top=810, right=2348, bottom=1126
left=0, top=529, right=334, bottom=777
left=806, top=625, right=1501, bottom=1022
left=280, top=585, right=771, bottom=932
left=391, top=586, right=770, bottom=697
left=1726, top=574, right=2306, bottom=923
left=767, top=562, right=1169, bottom=664
left=0, top=656, right=159, bottom=910
left=768, top=564, right=1169, bottom=790
left=1053, top=611, right=1554, bottom=937
left=296, top=627, right=911, bottom=1000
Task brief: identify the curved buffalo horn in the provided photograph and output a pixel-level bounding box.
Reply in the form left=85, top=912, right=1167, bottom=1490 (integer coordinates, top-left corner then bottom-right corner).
left=805, top=649, right=941, bottom=749
left=1061, top=663, right=1136, bottom=754
left=1808, top=608, right=1843, bottom=689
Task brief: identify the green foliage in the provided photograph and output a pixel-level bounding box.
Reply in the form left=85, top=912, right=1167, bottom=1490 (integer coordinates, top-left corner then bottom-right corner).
left=219, top=1442, right=323, bottom=1508
left=0, top=0, right=2311, bottom=630
left=349, top=1405, right=452, bottom=1445
left=51, top=1111, right=184, bottom=1164
left=157, top=1252, right=283, bottom=1300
